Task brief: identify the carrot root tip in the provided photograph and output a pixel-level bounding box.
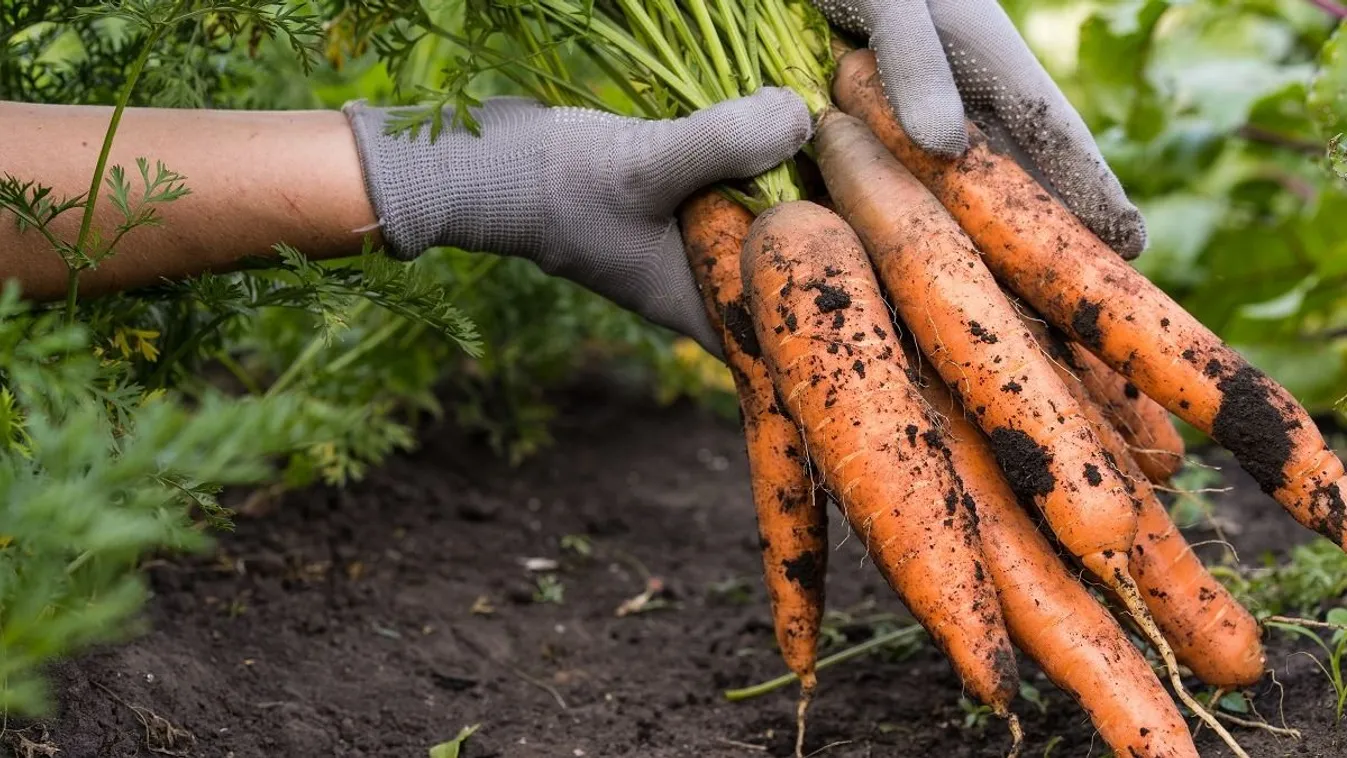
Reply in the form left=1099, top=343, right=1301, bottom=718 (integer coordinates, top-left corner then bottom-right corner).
left=1004, top=712, right=1023, bottom=758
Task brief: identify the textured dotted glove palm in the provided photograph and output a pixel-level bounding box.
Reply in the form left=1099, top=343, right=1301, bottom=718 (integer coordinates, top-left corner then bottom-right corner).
left=812, top=0, right=1147, bottom=257
left=345, top=90, right=812, bottom=355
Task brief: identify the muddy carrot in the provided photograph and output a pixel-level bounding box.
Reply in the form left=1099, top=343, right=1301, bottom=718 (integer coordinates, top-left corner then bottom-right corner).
left=740, top=199, right=1018, bottom=716
left=833, top=48, right=1347, bottom=552
left=1016, top=312, right=1266, bottom=689
left=679, top=190, right=828, bottom=747
left=1071, top=346, right=1186, bottom=483
left=811, top=109, right=1138, bottom=585
left=907, top=346, right=1198, bottom=758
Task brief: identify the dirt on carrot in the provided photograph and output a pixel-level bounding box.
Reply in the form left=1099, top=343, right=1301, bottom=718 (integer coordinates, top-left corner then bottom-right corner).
left=831, top=48, right=1347, bottom=553
left=739, top=199, right=1018, bottom=714
left=809, top=109, right=1139, bottom=586
left=907, top=347, right=1198, bottom=758
left=1016, top=309, right=1266, bottom=689
left=680, top=190, right=828, bottom=750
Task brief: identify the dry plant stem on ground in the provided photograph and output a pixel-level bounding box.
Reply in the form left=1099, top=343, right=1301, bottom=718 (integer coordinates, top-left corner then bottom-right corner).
left=680, top=189, right=828, bottom=757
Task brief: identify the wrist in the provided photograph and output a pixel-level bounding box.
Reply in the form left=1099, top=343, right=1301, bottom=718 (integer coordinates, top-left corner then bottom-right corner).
left=344, top=100, right=547, bottom=261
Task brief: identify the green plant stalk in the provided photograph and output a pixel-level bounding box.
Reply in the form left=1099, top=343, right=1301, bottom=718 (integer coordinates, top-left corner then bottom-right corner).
left=66, top=28, right=163, bottom=323
left=722, top=624, right=924, bottom=701
left=685, top=0, right=738, bottom=97
left=580, top=40, right=663, bottom=117
left=713, top=0, right=757, bottom=91
left=267, top=298, right=369, bottom=396
left=647, top=0, right=725, bottom=101
left=609, top=0, right=708, bottom=105
left=277, top=254, right=502, bottom=395
left=534, top=0, right=708, bottom=109
left=509, top=8, right=566, bottom=105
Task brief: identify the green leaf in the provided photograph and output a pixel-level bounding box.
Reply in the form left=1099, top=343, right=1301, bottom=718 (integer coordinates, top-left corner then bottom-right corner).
left=1218, top=691, right=1251, bottom=714
left=1238, top=275, right=1319, bottom=320
left=1076, top=0, right=1171, bottom=127
left=1330, top=134, right=1347, bottom=182
left=1310, top=20, right=1347, bottom=138
left=429, top=724, right=481, bottom=758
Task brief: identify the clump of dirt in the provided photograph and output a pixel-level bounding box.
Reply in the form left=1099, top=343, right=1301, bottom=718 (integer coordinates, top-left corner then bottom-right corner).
left=804, top=281, right=851, bottom=313
left=967, top=321, right=998, bottom=344
left=988, top=427, right=1056, bottom=503
left=1083, top=463, right=1103, bottom=487
left=722, top=299, right=761, bottom=359
left=1071, top=299, right=1105, bottom=348
left=1212, top=365, right=1293, bottom=494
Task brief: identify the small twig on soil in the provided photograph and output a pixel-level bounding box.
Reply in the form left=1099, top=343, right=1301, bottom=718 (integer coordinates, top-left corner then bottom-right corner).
left=723, top=624, right=924, bottom=701
left=92, top=682, right=196, bottom=757
left=1, top=726, right=59, bottom=758
left=451, top=627, right=569, bottom=709
left=804, top=739, right=854, bottom=757
left=714, top=737, right=768, bottom=751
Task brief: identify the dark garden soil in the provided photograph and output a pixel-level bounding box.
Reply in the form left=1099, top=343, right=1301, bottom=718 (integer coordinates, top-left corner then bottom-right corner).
left=17, top=378, right=1347, bottom=757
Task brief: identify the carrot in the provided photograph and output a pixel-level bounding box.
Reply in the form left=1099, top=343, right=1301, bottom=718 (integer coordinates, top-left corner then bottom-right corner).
left=833, top=48, right=1347, bottom=552
left=811, top=110, right=1138, bottom=585
left=739, top=199, right=1018, bottom=717
left=906, top=346, right=1198, bottom=758
left=807, top=109, right=1247, bottom=754
left=1071, top=346, right=1186, bottom=483
left=1015, top=312, right=1266, bottom=689
left=679, top=190, right=827, bottom=753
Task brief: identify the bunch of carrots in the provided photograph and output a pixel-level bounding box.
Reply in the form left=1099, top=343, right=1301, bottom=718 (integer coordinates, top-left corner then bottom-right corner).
left=474, top=0, right=1347, bottom=754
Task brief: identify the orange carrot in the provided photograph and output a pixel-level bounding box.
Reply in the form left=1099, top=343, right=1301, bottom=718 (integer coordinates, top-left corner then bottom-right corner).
left=907, top=347, right=1198, bottom=758
left=811, top=110, right=1138, bottom=585
left=1016, top=312, right=1266, bottom=689
left=834, top=48, right=1347, bottom=552
left=1072, top=346, right=1186, bottom=483
left=740, top=199, right=1018, bottom=715
left=679, top=191, right=828, bottom=745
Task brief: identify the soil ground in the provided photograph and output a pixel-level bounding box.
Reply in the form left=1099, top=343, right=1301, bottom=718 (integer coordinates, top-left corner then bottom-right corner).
left=14, top=379, right=1347, bottom=757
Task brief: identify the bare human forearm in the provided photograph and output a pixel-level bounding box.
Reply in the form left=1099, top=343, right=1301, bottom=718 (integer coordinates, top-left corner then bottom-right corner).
left=0, top=102, right=382, bottom=301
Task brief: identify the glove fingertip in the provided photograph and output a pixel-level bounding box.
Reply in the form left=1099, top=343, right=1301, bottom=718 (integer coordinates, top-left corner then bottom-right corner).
left=741, top=87, right=815, bottom=166
left=1102, top=205, right=1148, bottom=260
left=906, top=118, right=970, bottom=158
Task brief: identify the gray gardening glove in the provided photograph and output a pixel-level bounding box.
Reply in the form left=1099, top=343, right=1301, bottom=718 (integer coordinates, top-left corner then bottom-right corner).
left=813, top=0, right=1147, bottom=258
left=343, top=90, right=812, bottom=356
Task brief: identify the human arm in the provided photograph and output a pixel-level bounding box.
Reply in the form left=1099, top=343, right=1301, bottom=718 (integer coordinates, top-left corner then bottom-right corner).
left=0, top=101, right=379, bottom=300
left=0, top=90, right=811, bottom=354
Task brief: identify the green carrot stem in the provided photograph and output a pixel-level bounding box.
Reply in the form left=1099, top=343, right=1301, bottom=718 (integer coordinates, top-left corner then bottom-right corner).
left=682, top=0, right=738, bottom=97
left=712, top=0, right=758, bottom=91
left=609, top=0, right=709, bottom=106
left=722, top=625, right=926, bottom=701
left=537, top=0, right=708, bottom=109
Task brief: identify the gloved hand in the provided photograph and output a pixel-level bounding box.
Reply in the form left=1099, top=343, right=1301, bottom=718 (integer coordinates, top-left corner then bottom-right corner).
left=812, top=0, right=1147, bottom=258
left=343, top=90, right=812, bottom=356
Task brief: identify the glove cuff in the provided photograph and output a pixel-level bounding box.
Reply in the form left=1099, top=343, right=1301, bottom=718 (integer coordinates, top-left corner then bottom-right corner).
left=343, top=100, right=548, bottom=261
left=344, top=101, right=435, bottom=260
